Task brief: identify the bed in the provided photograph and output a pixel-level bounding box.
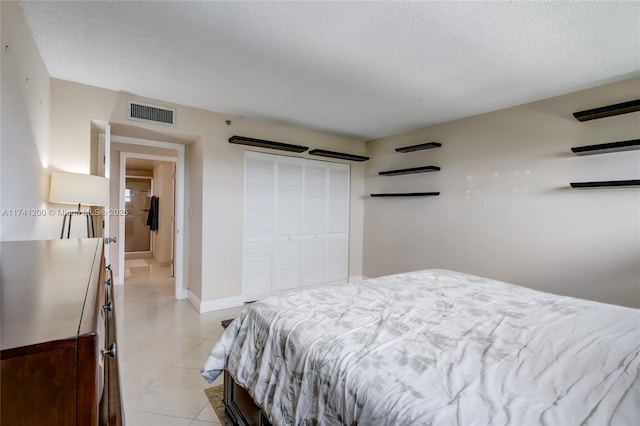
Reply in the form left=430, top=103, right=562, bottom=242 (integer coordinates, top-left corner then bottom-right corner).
left=202, top=269, right=640, bottom=425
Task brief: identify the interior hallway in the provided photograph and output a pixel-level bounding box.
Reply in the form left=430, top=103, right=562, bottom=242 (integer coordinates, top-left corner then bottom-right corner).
left=115, top=258, right=243, bottom=425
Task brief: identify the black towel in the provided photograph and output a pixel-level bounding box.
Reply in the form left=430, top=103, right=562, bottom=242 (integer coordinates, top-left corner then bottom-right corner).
left=146, top=196, right=159, bottom=231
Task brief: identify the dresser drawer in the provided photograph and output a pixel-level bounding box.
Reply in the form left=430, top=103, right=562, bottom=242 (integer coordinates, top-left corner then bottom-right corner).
left=1, top=344, right=78, bottom=426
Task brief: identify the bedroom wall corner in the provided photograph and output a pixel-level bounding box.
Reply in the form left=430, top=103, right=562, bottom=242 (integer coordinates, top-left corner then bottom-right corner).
left=187, top=138, right=204, bottom=303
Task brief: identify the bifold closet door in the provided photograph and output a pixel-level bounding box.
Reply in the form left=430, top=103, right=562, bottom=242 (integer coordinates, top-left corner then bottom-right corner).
left=327, top=165, right=349, bottom=283
left=243, top=152, right=275, bottom=301
left=274, top=157, right=304, bottom=292
left=302, top=160, right=328, bottom=288
left=243, top=152, right=350, bottom=300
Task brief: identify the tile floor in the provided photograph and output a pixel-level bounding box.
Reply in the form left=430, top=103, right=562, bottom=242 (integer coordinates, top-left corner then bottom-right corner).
left=115, top=258, right=244, bottom=426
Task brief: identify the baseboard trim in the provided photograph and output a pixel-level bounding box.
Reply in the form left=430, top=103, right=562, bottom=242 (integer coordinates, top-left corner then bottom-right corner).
left=188, top=291, right=244, bottom=313
left=187, top=291, right=200, bottom=311
left=176, top=288, right=189, bottom=300
left=348, top=275, right=368, bottom=282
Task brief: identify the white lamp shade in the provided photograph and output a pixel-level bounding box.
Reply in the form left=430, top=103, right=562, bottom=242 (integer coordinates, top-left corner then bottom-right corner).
left=49, top=172, right=109, bottom=206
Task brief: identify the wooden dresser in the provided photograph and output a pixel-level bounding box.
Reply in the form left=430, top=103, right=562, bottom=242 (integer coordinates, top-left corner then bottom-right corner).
left=0, top=239, right=123, bottom=426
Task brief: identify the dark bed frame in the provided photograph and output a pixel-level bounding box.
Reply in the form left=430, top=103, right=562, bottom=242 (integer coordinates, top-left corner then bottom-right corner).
left=221, top=319, right=272, bottom=426
left=223, top=371, right=272, bottom=426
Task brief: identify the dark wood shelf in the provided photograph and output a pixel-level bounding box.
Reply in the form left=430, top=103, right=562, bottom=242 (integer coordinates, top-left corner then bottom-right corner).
left=308, top=149, right=369, bottom=162
left=229, top=135, right=308, bottom=153
left=570, top=180, right=640, bottom=189
left=370, top=192, right=440, bottom=197
left=573, top=99, right=640, bottom=122
left=379, top=166, right=440, bottom=176
left=571, top=139, right=640, bottom=155
left=395, top=142, right=442, bottom=153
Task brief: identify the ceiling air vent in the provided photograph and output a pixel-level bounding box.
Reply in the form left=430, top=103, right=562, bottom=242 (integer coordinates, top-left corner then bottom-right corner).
left=128, top=101, right=176, bottom=126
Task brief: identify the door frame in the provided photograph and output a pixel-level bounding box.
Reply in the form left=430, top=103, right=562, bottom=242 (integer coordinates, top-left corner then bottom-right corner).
left=113, top=135, right=187, bottom=300
left=97, top=125, right=111, bottom=265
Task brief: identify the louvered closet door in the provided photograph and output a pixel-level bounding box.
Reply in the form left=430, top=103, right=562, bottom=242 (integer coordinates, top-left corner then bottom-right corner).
left=243, top=153, right=350, bottom=300
left=303, top=160, right=328, bottom=288
left=243, top=152, right=275, bottom=301
left=327, top=164, right=350, bottom=283
left=274, top=157, right=304, bottom=293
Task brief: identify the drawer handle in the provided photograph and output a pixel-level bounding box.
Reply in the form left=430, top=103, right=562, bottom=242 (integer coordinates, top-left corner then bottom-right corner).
left=103, top=301, right=112, bottom=312
left=102, top=342, right=116, bottom=358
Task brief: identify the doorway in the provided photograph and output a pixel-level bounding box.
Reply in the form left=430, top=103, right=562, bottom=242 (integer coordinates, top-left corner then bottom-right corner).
left=124, top=175, right=153, bottom=255
left=120, top=153, right=177, bottom=290
left=103, top=133, right=187, bottom=300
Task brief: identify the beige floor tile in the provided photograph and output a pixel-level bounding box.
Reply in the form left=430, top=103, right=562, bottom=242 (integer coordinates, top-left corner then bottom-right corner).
left=124, top=258, right=174, bottom=288
left=125, top=410, right=193, bottom=426
left=117, top=321, right=156, bottom=357
left=176, top=339, right=217, bottom=369
left=128, top=366, right=211, bottom=419
left=205, top=307, right=244, bottom=339
left=207, top=328, right=224, bottom=341
left=155, top=311, right=223, bottom=339
left=118, top=288, right=178, bottom=327
left=190, top=420, right=220, bottom=426
left=119, top=259, right=240, bottom=423
left=195, top=402, right=218, bottom=423
left=120, top=334, right=204, bottom=402
left=121, top=332, right=204, bottom=363
left=120, top=360, right=159, bottom=404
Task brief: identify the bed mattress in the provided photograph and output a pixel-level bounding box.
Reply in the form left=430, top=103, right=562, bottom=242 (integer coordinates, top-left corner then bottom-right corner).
left=202, top=269, right=639, bottom=425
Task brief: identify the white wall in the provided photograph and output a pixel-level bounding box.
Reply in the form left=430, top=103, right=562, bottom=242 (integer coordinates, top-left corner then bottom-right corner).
left=0, top=1, right=57, bottom=241
left=48, top=80, right=366, bottom=309
left=364, top=77, right=640, bottom=308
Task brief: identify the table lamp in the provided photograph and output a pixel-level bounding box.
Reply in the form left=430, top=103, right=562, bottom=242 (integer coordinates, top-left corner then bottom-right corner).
left=49, top=171, right=109, bottom=238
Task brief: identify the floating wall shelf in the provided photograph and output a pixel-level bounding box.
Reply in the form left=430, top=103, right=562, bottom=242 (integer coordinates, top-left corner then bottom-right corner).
left=379, top=166, right=440, bottom=176
left=395, top=142, right=442, bottom=153
left=308, top=149, right=369, bottom=162
left=572, top=99, right=640, bottom=122
left=229, top=135, right=308, bottom=153
left=570, top=180, right=640, bottom=189
left=370, top=192, right=440, bottom=197
left=571, top=139, right=640, bottom=155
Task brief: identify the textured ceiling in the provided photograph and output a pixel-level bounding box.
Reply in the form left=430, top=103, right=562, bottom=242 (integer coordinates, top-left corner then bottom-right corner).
left=20, top=1, right=640, bottom=140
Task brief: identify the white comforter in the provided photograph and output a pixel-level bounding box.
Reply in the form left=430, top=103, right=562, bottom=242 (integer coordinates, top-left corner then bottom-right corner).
left=202, top=269, right=640, bottom=425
